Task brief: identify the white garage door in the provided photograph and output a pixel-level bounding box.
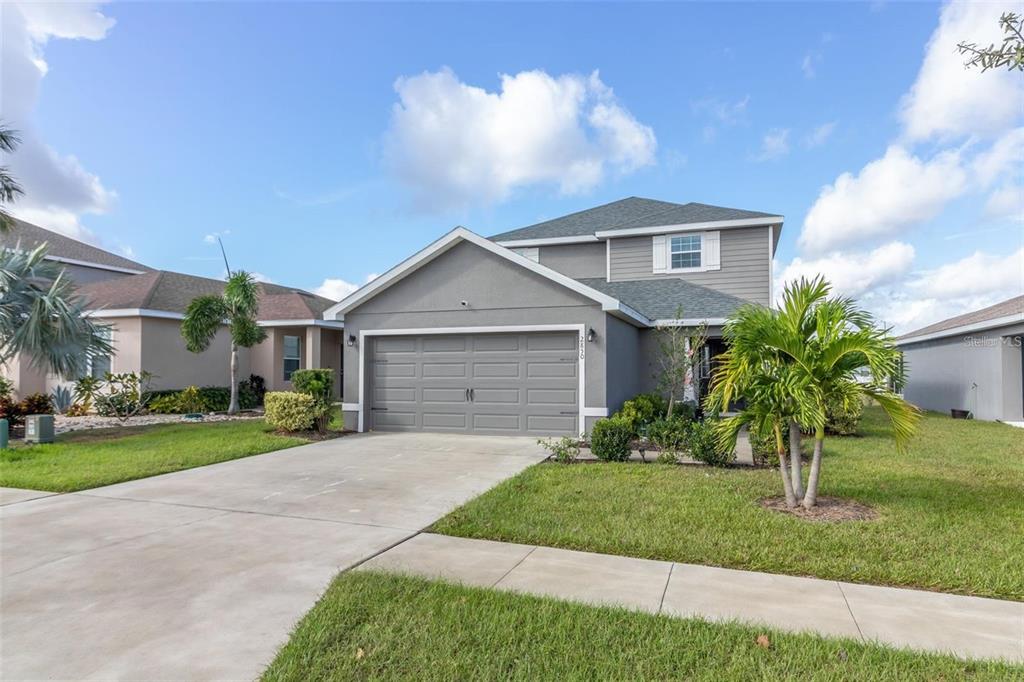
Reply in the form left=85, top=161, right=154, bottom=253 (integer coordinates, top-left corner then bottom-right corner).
left=369, top=331, right=580, bottom=436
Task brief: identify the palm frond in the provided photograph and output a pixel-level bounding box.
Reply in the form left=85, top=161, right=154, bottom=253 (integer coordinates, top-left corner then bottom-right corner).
left=181, top=295, right=228, bottom=353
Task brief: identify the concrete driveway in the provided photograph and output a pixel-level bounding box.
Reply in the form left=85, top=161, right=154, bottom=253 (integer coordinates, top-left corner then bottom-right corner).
left=0, top=432, right=546, bottom=681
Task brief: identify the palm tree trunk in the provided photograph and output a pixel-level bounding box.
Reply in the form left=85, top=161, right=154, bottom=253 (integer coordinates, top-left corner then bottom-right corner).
left=789, top=419, right=804, bottom=498
left=228, top=344, right=239, bottom=414
left=803, top=428, right=825, bottom=509
left=775, top=423, right=797, bottom=508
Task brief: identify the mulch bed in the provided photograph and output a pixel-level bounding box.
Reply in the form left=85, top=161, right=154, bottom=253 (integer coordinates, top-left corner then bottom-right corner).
left=759, top=495, right=878, bottom=522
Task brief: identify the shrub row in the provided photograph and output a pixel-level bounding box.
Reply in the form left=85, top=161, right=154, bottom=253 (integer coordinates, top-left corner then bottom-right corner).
left=0, top=393, right=54, bottom=427
left=147, top=376, right=265, bottom=414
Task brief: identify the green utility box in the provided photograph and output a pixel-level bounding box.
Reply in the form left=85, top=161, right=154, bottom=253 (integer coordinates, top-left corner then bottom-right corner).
left=0, top=418, right=7, bottom=449
left=25, top=414, right=55, bottom=444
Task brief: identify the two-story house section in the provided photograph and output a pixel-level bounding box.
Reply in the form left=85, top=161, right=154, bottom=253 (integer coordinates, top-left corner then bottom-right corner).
left=324, top=197, right=783, bottom=437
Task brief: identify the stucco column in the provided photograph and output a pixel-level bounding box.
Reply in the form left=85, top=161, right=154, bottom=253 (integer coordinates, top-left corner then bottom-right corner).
left=305, top=326, right=322, bottom=369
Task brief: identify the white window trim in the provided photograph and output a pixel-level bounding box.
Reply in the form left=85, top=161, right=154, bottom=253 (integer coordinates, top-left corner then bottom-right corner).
left=667, top=234, right=703, bottom=273
left=355, top=324, right=593, bottom=435
left=653, top=231, right=721, bottom=274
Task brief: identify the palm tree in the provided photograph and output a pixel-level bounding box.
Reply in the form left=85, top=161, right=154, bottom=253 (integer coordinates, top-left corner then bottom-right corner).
left=0, top=123, right=25, bottom=233
left=0, top=243, right=113, bottom=377
left=181, top=271, right=267, bottom=413
left=709, top=277, right=919, bottom=509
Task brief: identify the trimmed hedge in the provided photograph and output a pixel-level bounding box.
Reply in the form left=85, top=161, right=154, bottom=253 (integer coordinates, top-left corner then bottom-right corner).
left=589, top=417, right=633, bottom=462
left=264, top=391, right=317, bottom=431
left=146, top=382, right=261, bottom=414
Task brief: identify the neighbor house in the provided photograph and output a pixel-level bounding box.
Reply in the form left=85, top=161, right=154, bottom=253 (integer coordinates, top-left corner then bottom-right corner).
left=897, top=295, right=1024, bottom=423
left=325, top=197, right=782, bottom=436
left=0, top=220, right=343, bottom=398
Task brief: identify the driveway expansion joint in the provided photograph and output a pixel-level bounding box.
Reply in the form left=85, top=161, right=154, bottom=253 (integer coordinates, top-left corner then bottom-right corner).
left=836, top=581, right=865, bottom=641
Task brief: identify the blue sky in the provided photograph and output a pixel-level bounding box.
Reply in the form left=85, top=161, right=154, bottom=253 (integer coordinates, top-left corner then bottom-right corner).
left=3, top=1, right=1021, bottom=332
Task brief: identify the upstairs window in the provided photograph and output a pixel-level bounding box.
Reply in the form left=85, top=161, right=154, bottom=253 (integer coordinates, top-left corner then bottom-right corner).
left=283, top=335, right=301, bottom=381
left=670, top=235, right=701, bottom=270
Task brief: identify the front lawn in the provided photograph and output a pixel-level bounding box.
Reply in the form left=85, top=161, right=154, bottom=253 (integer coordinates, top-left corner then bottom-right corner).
left=263, top=570, right=1019, bottom=681
left=0, top=419, right=311, bottom=492
left=433, top=407, right=1024, bottom=600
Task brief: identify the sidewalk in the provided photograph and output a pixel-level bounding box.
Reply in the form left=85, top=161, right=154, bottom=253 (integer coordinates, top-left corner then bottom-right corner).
left=361, top=533, right=1024, bottom=663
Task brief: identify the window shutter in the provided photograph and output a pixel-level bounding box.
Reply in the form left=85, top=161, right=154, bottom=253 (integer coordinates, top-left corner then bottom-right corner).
left=652, top=235, right=667, bottom=273
left=703, top=231, right=721, bottom=270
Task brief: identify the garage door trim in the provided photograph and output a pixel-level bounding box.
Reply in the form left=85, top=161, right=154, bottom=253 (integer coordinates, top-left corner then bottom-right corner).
left=356, top=324, right=591, bottom=433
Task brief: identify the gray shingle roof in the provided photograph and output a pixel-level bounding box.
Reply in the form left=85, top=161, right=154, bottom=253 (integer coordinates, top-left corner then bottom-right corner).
left=490, top=197, right=779, bottom=241
left=77, top=270, right=336, bottom=320
left=577, top=277, right=750, bottom=321
left=0, top=218, right=151, bottom=272
left=898, top=295, right=1024, bottom=341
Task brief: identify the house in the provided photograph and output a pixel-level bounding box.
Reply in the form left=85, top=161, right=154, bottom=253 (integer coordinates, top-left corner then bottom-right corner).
left=896, top=295, right=1024, bottom=423
left=325, top=197, right=783, bottom=436
left=0, top=220, right=343, bottom=398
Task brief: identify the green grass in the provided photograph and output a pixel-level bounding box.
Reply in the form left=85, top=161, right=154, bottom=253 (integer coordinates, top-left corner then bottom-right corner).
left=0, top=419, right=311, bottom=492
left=263, top=570, right=1020, bottom=681
left=433, top=407, right=1024, bottom=601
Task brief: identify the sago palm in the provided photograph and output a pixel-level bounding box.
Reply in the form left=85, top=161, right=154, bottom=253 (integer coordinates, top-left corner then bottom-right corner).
left=0, top=244, right=113, bottom=377
left=181, top=271, right=267, bottom=414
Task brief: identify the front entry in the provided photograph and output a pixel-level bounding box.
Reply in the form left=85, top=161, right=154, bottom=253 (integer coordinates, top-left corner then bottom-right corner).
left=369, top=331, right=580, bottom=436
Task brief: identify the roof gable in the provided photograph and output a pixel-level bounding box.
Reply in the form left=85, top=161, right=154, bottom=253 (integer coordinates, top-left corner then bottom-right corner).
left=898, top=295, right=1024, bottom=342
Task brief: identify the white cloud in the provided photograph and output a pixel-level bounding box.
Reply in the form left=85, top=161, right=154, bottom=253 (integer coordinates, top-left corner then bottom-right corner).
left=775, top=241, right=915, bottom=300
left=971, top=127, right=1024, bottom=188
left=203, top=230, right=230, bottom=244
left=314, top=273, right=378, bottom=301
left=1, top=3, right=117, bottom=241
left=801, top=53, right=818, bottom=79
left=755, top=128, right=790, bottom=161
left=908, top=248, right=1024, bottom=300
left=384, top=68, right=655, bottom=210
left=804, top=121, right=837, bottom=148
left=985, top=184, right=1023, bottom=221
left=900, top=0, right=1023, bottom=141
left=692, top=95, right=749, bottom=143
left=800, top=146, right=967, bottom=253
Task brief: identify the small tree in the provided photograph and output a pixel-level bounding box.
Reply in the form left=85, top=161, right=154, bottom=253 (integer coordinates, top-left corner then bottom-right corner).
left=654, top=307, right=708, bottom=418
left=957, top=12, right=1023, bottom=72
left=181, top=271, right=267, bottom=414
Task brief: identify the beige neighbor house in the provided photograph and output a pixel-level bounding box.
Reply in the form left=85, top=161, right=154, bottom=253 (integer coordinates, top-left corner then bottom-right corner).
left=1, top=220, right=343, bottom=399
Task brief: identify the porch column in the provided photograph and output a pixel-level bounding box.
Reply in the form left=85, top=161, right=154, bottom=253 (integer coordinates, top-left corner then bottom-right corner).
left=305, top=326, right=322, bottom=369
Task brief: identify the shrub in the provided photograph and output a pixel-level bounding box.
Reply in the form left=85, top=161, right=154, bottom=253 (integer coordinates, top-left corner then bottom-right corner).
left=687, top=420, right=734, bottom=467
left=538, top=435, right=582, bottom=464
left=19, top=393, right=54, bottom=416
left=242, top=374, right=266, bottom=405
left=0, top=376, right=13, bottom=400
left=290, top=369, right=334, bottom=432
left=670, top=401, right=697, bottom=422
left=614, top=393, right=667, bottom=436
left=648, top=416, right=689, bottom=459
left=748, top=426, right=779, bottom=468
left=178, top=386, right=206, bottom=413
left=826, top=396, right=863, bottom=436
left=147, top=392, right=184, bottom=414
left=0, top=395, right=24, bottom=427
left=51, top=385, right=73, bottom=414
left=589, top=417, right=633, bottom=462
left=72, top=375, right=103, bottom=413
left=264, top=391, right=317, bottom=432
left=94, top=372, right=153, bottom=422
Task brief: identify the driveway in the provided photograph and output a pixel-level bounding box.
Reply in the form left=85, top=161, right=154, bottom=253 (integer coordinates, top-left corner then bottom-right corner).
left=0, top=432, right=546, bottom=681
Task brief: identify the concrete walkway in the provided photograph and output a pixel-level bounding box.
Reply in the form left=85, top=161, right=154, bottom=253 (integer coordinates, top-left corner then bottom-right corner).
left=0, top=433, right=547, bottom=680
left=362, top=533, right=1024, bottom=664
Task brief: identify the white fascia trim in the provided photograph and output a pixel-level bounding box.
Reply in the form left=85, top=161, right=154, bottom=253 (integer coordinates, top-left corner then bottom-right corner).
left=259, top=319, right=345, bottom=329
left=595, top=216, right=784, bottom=239
left=768, top=225, right=775, bottom=309
left=84, top=308, right=184, bottom=320
left=357, top=324, right=591, bottom=435
left=341, top=402, right=360, bottom=412
left=494, top=235, right=600, bottom=247
left=652, top=318, right=728, bottom=327
left=896, top=313, right=1024, bottom=346
left=43, top=254, right=148, bottom=275
left=323, top=226, right=650, bottom=327
left=582, top=407, right=609, bottom=418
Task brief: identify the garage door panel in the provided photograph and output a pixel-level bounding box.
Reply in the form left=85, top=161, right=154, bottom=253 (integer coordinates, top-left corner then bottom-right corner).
left=422, top=362, right=467, bottom=377
left=422, top=387, right=469, bottom=403
left=527, top=361, right=577, bottom=378
left=423, top=412, right=468, bottom=429
left=473, top=362, right=520, bottom=378
left=371, top=332, right=579, bottom=436
left=527, top=388, right=577, bottom=406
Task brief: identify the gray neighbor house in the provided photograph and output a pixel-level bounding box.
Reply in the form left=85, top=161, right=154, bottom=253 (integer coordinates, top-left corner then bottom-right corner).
left=326, top=197, right=782, bottom=436
left=897, top=295, right=1024, bottom=423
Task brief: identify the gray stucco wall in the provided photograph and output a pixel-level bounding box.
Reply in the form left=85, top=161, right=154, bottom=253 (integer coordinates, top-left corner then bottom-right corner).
left=605, top=315, right=642, bottom=413
left=608, top=226, right=771, bottom=304
left=340, top=240, right=622, bottom=430
left=538, top=242, right=606, bottom=279
left=900, top=323, right=1024, bottom=422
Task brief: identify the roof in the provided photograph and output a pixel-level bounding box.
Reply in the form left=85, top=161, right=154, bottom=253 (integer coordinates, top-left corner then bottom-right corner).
left=77, top=270, right=336, bottom=321
left=898, top=295, right=1024, bottom=343
left=576, top=277, right=750, bottom=322
left=0, top=218, right=151, bottom=272
left=489, top=197, right=780, bottom=242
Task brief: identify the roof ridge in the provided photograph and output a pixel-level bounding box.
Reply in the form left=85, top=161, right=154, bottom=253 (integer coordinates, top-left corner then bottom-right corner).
left=140, top=271, right=166, bottom=309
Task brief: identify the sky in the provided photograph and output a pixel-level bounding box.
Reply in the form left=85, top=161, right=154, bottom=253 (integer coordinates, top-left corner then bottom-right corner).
left=2, top=1, right=1021, bottom=334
